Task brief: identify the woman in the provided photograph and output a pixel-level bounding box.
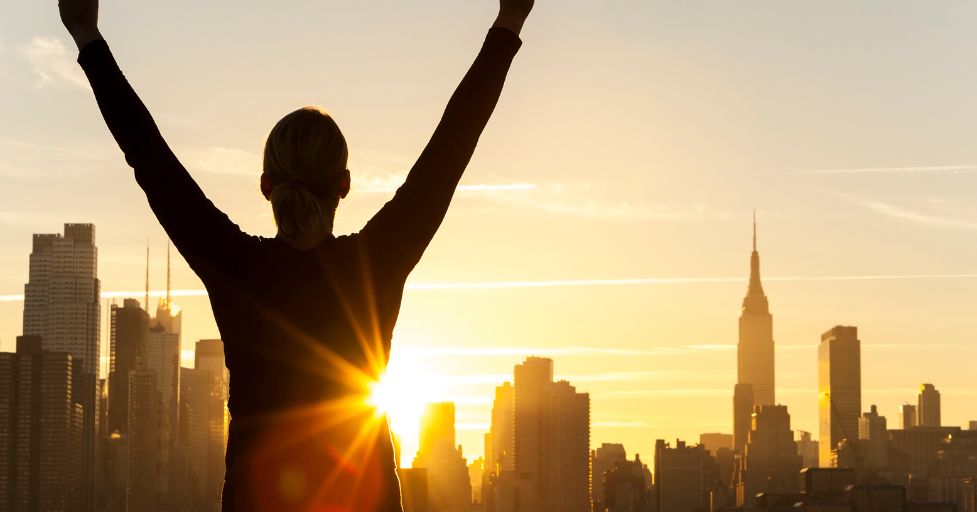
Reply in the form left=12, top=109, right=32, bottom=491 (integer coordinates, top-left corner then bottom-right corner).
left=58, top=0, right=534, bottom=510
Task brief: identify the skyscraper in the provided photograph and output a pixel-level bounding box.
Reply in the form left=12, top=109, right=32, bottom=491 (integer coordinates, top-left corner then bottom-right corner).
left=0, top=336, right=84, bottom=512
left=901, top=403, right=918, bottom=430
left=654, top=440, right=717, bottom=512
left=736, top=405, right=801, bottom=506
left=918, top=383, right=942, bottom=427
left=488, top=382, right=514, bottom=473
left=127, top=360, right=161, bottom=511
left=818, top=326, right=862, bottom=467
left=512, top=357, right=590, bottom=512
left=733, top=383, right=755, bottom=453
left=181, top=340, right=228, bottom=512
left=858, top=405, right=888, bottom=470
left=413, top=402, right=472, bottom=512
left=22, top=223, right=100, bottom=512
left=737, top=214, right=775, bottom=408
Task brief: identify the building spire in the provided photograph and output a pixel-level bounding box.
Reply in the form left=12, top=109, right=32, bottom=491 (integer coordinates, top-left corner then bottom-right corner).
left=753, top=208, right=757, bottom=252
left=165, top=242, right=171, bottom=309
left=145, top=241, right=150, bottom=310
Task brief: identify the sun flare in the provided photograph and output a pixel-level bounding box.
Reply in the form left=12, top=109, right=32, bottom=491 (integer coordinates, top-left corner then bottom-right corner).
left=367, top=347, right=440, bottom=467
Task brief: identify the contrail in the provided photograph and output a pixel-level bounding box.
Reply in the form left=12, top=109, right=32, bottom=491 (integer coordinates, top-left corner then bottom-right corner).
left=359, top=183, right=537, bottom=193
left=2, top=272, right=976, bottom=303
left=779, top=164, right=977, bottom=176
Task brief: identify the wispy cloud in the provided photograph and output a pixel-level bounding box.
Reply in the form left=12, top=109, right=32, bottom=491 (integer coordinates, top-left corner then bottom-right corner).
left=5, top=271, right=977, bottom=303
left=857, top=198, right=977, bottom=231
left=593, top=421, right=652, bottom=428
left=181, top=147, right=261, bottom=177
left=779, top=164, right=977, bottom=176
left=21, top=36, right=88, bottom=90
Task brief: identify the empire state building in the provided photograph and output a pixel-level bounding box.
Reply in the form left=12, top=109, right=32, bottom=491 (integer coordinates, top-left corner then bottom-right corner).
left=738, top=214, right=775, bottom=406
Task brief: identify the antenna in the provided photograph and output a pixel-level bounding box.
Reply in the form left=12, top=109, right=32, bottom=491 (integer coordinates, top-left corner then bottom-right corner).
left=144, top=241, right=150, bottom=310
left=166, top=242, right=171, bottom=309
left=752, top=208, right=757, bottom=252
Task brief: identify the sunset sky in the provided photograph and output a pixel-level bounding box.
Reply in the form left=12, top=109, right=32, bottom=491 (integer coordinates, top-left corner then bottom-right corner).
left=3, top=0, right=977, bottom=467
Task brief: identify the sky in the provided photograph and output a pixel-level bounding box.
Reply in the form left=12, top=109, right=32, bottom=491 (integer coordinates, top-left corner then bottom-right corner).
left=2, top=0, right=977, bottom=467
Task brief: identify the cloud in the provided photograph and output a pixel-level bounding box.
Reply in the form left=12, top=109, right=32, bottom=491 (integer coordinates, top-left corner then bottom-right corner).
left=21, top=36, right=89, bottom=90
left=857, top=198, right=977, bottom=231
left=779, top=164, right=977, bottom=176
left=593, top=421, right=652, bottom=428
left=181, top=146, right=261, bottom=177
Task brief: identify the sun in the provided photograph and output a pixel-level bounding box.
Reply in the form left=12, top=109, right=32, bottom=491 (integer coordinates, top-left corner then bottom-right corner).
left=366, top=346, right=439, bottom=467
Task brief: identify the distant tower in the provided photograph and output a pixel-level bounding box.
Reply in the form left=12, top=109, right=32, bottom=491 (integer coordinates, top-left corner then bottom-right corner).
left=900, top=403, right=918, bottom=430
left=733, top=383, right=755, bottom=453
left=917, top=383, right=941, bottom=427
left=512, top=357, right=590, bottom=512
left=735, top=405, right=801, bottom=506
left=818, top=326, right=862, bottom=467
left=22, top=223, right=100, bottom=512
left=738, top=212, right=775, bottom=407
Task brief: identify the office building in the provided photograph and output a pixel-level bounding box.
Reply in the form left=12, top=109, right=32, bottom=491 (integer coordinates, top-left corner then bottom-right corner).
left=818, top=326, right=862, bottom=467
left=736, top=405, right=801, bottom=505
left=413, top=402, right=472, bottom=512
left=902, top=403, right=919, bottom=430
left=919, top=384, right=942, bottom=428
left=738, top=215, right=776, bottom=408
left=22, top=223, right=101, bottom=511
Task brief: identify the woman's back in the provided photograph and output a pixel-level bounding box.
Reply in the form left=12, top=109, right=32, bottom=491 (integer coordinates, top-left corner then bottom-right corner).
left=214, top=234, right=405, bottom=510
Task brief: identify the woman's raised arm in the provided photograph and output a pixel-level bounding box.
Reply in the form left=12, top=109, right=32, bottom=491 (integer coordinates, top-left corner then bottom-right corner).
left=360, top=0, right=534, bottom=279
left=60, top=0, right=251, bottom=279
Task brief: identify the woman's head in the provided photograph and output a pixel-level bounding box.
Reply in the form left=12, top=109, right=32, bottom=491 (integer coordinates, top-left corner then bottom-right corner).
left=261, top=107, right=350, bottom=241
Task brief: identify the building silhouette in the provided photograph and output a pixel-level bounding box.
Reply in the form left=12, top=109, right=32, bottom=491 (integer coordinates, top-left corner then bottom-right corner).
left=0, top=336, right=84, bottom=512
left=591, top=443, right=627, bottom=512
left=601, top=453, right=651, bottom=512
left=795, top=431, right=820, bottom=469
left=902, top=403, right=919, bottom=430
left=738, top=214, right=775, bottom=409
left=654, top=439, right=719, bottom=512
left=126, top=359, right=161, bottom=511
left=735, top=405, right=801, bottom=506
left=485, top=357, right=590, bottom=512
left=413, top=402, right=472, bottom=512
left=818, top=325, right=862, bottom=467
left=858, top=404, right=888, bottom=470
left=734, top=382, right=756, bottom=453
left=918, top=383, right=942, bottom=428
left=487, top=382, right=515, bottom=474
left=22, top=223, right=101, bottom=512
left=177, top=339, right=228, bottom=512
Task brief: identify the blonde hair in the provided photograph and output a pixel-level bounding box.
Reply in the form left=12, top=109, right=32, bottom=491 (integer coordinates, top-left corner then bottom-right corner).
left=263, top=107, right=349, bottom=240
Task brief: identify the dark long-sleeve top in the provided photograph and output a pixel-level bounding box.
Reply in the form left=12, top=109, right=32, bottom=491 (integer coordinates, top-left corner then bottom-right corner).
left=78, top=27, right=521, bottom=512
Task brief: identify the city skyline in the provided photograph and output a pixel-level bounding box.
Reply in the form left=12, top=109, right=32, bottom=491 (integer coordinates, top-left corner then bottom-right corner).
left=1, top=220, right=976, bottom=472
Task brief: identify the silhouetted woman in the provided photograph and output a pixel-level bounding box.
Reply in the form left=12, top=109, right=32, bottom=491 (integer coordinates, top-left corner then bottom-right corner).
left=59, top=0, right=534, bottom=509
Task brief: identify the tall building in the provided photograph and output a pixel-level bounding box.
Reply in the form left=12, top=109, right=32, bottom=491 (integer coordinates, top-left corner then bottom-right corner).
left=737, top=214, right=775, bottom=408
left=413, top=402, right=472, bottom=512
left=795, top=431, right=819, bottom=469
left=733, top=383, right=755, bottom=453
left=488, top=382, right=514, bottom=473
left=736, top=405, right=801, bottom=506
left=147, top=325, right=180, bottom=451
left=181, top=340, right=228, bottom=512
left=591, top=443, right=627, bottom=512
left=22, top=223, right=100, bottom=511
left=0, top=336, right=84, bottom=512
left=858, top=404, right=888, bottom=470
left=108, top=299, right=150, bottom=435
left=127, top=360, right=161, bottom=511
left=654, top=440, right=716, bottom=512
left=818, top=326, right=862, bottom=468
left=901, top=403, right=919, bottom=430
left=919, top=383, right=942, bottom=427
left=512, top=357, right=590, bottom=512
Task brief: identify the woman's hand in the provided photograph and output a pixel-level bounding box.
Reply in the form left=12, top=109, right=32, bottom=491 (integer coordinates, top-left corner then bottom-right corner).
left=494, top=0, right=534, bottom=36
left=59, top=0, right=102, bottom=51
